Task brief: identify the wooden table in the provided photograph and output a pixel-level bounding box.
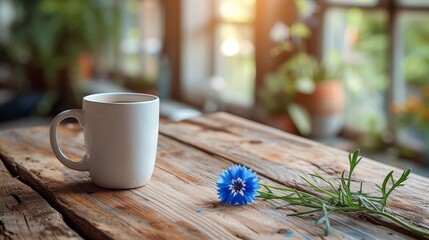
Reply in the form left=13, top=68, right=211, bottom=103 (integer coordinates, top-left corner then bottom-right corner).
left=1, top=112, right=428, bottom=239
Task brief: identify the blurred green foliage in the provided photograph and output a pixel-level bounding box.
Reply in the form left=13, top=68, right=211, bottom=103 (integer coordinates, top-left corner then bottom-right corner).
left=345, top=8, right=388, bottom=94
left=403, top=16, right=429, bottom=85
left=335, top=8, right=389, bottom=136
left=1, top=0, right=121, bottom=91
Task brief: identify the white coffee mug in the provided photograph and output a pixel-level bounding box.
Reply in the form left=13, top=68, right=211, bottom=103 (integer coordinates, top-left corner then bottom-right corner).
left=49, top=92, right=159, bottom=189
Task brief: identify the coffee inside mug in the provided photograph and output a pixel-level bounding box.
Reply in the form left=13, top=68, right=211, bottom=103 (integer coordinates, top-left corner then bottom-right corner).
left=84, top=93, right=158, bottom=104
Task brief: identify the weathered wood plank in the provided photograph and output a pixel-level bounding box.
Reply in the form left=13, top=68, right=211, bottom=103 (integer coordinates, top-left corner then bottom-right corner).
left=159, top=112, right=429, bottom=238
left=0, top=125, right=307, bottom=240
left=0, top=155, right=81, bottom=239
left=0, top=124, right=417, bottom=239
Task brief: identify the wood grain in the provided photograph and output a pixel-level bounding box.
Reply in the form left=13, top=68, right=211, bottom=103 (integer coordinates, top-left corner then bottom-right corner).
left=0, top=155, right=81, bottom=239
left=0, top=112, right=427, bottom=239
left=159, top=112, right=429, bottom=238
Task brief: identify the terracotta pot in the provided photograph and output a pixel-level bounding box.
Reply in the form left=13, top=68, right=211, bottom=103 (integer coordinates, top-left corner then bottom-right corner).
left=294, top=80, right=345, bottom=138
left=265, top=114, right=298, bottom=134
left=78, top=52, right=93, bottom=81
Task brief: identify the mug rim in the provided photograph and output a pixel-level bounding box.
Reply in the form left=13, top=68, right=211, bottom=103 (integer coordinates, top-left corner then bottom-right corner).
left=83, top=92, right=159, bottom=105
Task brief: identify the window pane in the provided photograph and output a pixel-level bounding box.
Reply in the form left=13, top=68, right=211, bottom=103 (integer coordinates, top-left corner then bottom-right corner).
left=182, top=0, right=255, bottom=109
left=398, top=0, right=429, bottom=7
left=216, top=24, right=255, bottom=106
left=402, top=13, right=429, bottom=87
left=324, top=8, right=388, bottom=132
left=218, top=0, right=255, bottom=23
left=119, top=0, right=163, bottom=81
left=326, top=0, right=378, bottom=6
left=181, top=0, right=212, bottom=102
left=395, top=12, right=429, bottom=151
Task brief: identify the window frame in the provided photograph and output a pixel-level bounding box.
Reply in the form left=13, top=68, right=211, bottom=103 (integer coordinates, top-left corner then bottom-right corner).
left=316, top=0, right=429, bottom=144
left=163, top=0, right=429, bottom=149
left=163, top=0, right=260, bottom=119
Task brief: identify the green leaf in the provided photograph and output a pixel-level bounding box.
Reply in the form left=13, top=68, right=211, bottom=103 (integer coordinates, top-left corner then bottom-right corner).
left=296, top=77, right=315, bottom=94
left=290, top=22, right=311, bottom=39
left=287, top=103, right=311, bottom=135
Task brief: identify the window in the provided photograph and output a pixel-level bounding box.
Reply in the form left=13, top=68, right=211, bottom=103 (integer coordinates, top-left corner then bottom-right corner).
left=120, top=0, right=163, bottom=81
left=181, top=0, right=256, bottom=111
left=175, top=0, right=429, bottom=152
left=321, top=0, right=429, bottom=156
left=94, top=0, right=163, bottom=93
left=323, top=7, right=388, bottom=132
left=395, top=11, right=429, bottom=152
left=399, top=0, right=429, bottom=6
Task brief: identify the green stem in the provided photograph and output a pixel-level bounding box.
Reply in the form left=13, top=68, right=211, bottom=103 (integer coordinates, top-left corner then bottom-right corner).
left=258, top=184, right=325, bottom=205
left=327, top=207, right=429, bottom=237
left=258, top=183, right=296, bottom=192
left=257, top=191, right=323, bottom=207
left=301, top=176, right=338, bottom=199
left=368, top=210, right=429, bottom=237
left=259, top=183, right=332, bottom=200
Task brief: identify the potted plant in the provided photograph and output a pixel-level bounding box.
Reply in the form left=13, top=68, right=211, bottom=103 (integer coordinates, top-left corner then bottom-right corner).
left=291, top=54, right=345, bottom=138
left=260, top=0, right=345, bottom=138
left=259, top=54, right=311, bottom=135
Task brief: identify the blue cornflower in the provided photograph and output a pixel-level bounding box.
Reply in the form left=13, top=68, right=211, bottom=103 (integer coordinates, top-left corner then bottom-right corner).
left=217, top=165, right=260, bottom=205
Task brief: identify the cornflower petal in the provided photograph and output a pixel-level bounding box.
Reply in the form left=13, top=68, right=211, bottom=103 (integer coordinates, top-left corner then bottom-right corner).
left=216, top=165, right=260, bottom=205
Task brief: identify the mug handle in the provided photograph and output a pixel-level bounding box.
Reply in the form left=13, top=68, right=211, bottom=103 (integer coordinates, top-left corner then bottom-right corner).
left=49, top=109, right=90, bottom=171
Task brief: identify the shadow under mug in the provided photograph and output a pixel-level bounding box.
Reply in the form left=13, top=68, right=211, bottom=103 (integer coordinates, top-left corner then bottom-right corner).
left=49, top=92, right=159, bottom=189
